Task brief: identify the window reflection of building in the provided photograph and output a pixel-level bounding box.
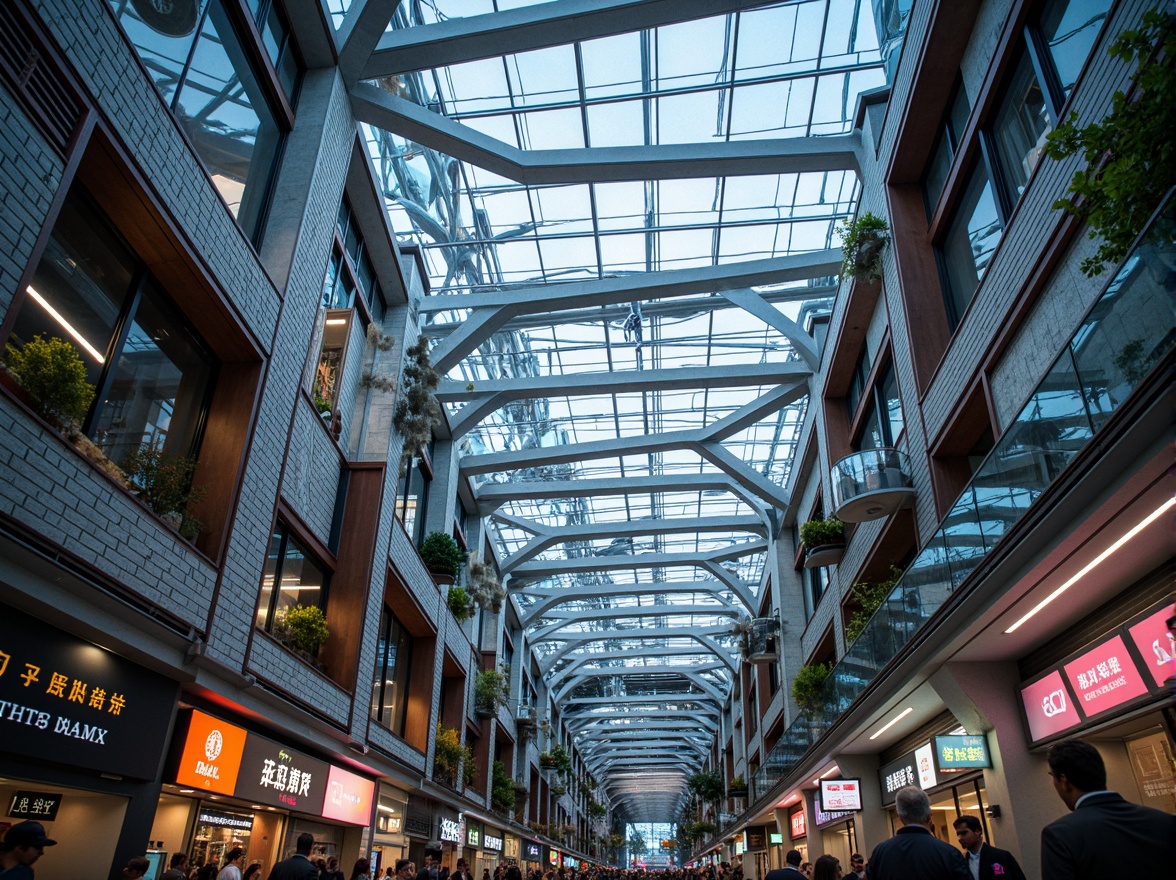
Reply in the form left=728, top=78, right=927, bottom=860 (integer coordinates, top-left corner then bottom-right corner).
left=371, top=606, right=413, bottom=736
left=256, top=523, right=330, bottom=632
left=191, top=807, right=254, bottom=872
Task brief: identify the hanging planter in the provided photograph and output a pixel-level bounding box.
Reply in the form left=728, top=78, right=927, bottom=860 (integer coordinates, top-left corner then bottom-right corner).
left=839, top=211, right=891, bottom=282
left=800, top=514, right=846, bottom=568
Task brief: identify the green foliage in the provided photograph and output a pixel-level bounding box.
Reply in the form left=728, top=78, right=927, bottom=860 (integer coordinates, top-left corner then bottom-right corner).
left=467, top=551, right=507, bottom=612
left=687, top=768, right=725, bottom=804
left=728, top=774, right=746, bottom=789
left=792, top=661, right=833, bottom=709
left=393, top=338, right=442, bottom=470
left=539, top=743, right=572, bottom=775
left=491, top=759, right=516, bottom=813
left=4, top=334, right=95, bottom=426
left=844, top=564, right=904, bottom=643
left=121, top=439, right=207, bottom=538
left=1044, top=8, right=1176, bottom=276
left=447, top=585, right=475, bottom=620
left=279, top=604, right=330, bottom=656
left=475, top=667, right=508, bottom=714
left=433, top=724, right=475, bottom=786
left=628, top=833, right=647, bottom=855
left=421, top=531, right=466, bottom=575
left=587, top=800, right=608, bottom=819
left=799, top=514, right=846, bottom=548
left=839, top=211, right=891, bottom=281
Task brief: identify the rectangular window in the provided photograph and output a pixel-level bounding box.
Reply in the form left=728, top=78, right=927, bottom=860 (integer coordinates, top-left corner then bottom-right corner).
left=371, top=605, right=413, bottom=736
left=940, top=164, right=1003, bottom=329
left=989, top=51, right=1051, bottom=214
left=8, top=186, right=216, bottom=465
left=851, top=360, right=903, bottom=451
left=311, top=309, right=353, bottom=417
left=257, top=523, right=330, bottom=632
left=396, top=444, right=432, bottom=543
left=1038, top=0, right=1112, bottom=102
left=923, top=83, right=972, bottom=218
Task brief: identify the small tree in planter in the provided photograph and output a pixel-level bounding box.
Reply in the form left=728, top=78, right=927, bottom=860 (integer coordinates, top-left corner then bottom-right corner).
left=433, top=724, right=475, bottom=787
left=839, top=211, right=891, bottom=282
left=540, top=743, right=571, bottom=774
left=421, top=531, right=465, bottom=585
left=727, top=774, right=748, bottom=798
left=3, top=334, right=95, bottom=428
left=475, top=666, right=508, bottom=717
left=276, top=604, right=330, bottom=660
left=792, top=661, right=833, bottom=711
left=491, top=759, right=516, bottom=814
left=844, top=564, right=903, bottom=643
left=121, top=439, right=207, bottom=539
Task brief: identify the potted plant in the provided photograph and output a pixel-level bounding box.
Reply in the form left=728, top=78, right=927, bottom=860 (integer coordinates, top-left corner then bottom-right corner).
left=447, top=585, right=475, bottom=620
left=274, top=604, right=330, bottom=660
left=844, top=564, right=903, bottom=643
left=539, top=743, right=571, bottom=774
left=433, top=724, right=475, bottom=787
left=420, top=531, right=465, bottom=586
left=121, top=439, right=207, bottom=539
left=800, top=514, right=846, bottom=568
left=839, top=211, right=891, bottom=282
left=791, top=661, right=834, bottom=711
left=727, top=774, right=748, bottom=799
left=550, top=781, right=567, bottom=797
left=392, top=337, right=442, bottom=472
left=466, top=551, right=507, bottom=612
left=474, top=666, right=508, bottom=717
left=491, top=759, right=516, bottom=814
left=3, top=334, right=95, bottom=428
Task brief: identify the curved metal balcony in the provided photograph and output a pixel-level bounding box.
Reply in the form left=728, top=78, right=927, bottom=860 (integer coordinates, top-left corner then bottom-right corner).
left=831, top=448, right=916, bottom=522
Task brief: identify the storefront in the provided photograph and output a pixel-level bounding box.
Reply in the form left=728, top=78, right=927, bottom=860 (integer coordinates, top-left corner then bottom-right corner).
left=811, top=803, right=856, bottom=867
left=437, top=811, right=464, bottom=868
left=545, top=845, right=562, bottom=869
left=521, top=839, right=542, bottom=872
left=463, top=818, right=482, bottom=875
left=502, top=833, right=520, bottom=867
left=0, top=606, right=179, bottom=880
left=741, top=827, right=767, bottom=879
left=878, top=736, right=993, bottom=845
left=150, top=707, right=377, bottom=876
left=372, top=784, right=410, bottom=877
left=481, top=825, right=504, bottom=873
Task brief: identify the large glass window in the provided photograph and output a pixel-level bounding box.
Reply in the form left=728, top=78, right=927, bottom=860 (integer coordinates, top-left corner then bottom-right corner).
left=990, top=52, right=1051, bottom=214
left=1038, top=0, right=1112, bottom=102
left=940, top=164, right=1003, bottom=329
left=257, top=523, right=330, bottom=632
left=923, top=84, right=972, bottom=218
left=852, top=361, right=904, bottom=451
left=8, top=187, right=215, bottom=464
left=395, top=448, right=432, bottom=543
left=109, top=0, right=292, bottom=243
left=371, top=605, right=413, bottom=736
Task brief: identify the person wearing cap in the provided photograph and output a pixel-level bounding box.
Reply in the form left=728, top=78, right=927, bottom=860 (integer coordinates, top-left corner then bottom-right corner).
left=0, top=820, right=57, bottom=879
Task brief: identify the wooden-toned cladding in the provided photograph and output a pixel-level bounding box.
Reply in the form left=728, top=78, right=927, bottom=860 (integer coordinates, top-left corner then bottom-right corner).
left=382, top=563, right=437, bottom=754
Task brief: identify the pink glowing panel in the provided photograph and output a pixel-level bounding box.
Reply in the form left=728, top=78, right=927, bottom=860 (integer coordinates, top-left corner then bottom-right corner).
left=1127, top=606, right=1176, bottom=688
left=1062, top=635, right=1149, bottom=719
left=321, top=765, right=375, bottom=824
left=1019, top=670, right=1081, bottom=743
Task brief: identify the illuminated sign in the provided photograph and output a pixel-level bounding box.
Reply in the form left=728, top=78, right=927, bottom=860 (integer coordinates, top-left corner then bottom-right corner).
left=548, top=848, right=561, bottom=867
left=323, top=765, right=375, bottom=825
left=743, top=827, right=766, bottom=852
left=1062, top=635, right=1149, bottom=719
left=1019, top=670, right=1081, bottom=743
left=198, top=810, right=254, bottom=830
left=814, top=807, right=853, bottom=827
left=789, top=811, right=806, bottom=839
left=1127, top=606, right=1176, bottom=687
left=0, top=607, right=177, bottom=779
left=175, top=710, right=248, bottom=794
left=235, top=735, right=329, bottom=812
left=484, top=833, right=503, bottom=853
left=7, top=790, right=62, bottom=821
left=914, top=743, right=937, bottom=789
left=524, top=843, right=541, bottom=860
left=933, top=735, right=991, bottom=771
left=734, top=841, right=744, bottom=856
left=440, top=817, right=463, bottom=843
left=769, top=833, right=784, bottom=845
left=820, top=778, right=861, bottom=811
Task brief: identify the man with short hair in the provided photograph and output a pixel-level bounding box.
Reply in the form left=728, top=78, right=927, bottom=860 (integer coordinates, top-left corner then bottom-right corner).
left=762, top=849, right=805, bottom=880
left=951, top=816, right=1024, bottom=880
left=1040, top=738, right=1176, bottom=880
left=123, top=857, right=152, bottom=879
left=0, top=821, right=57, bottom=879
left=267, top=833, right=318, bottom=880
left=220, top=848, right=246, bottom=880
left=865, top=786, right=969, bottom=880
left=843, top=854, right=865, bottom=880
left=161, top=852, right=189, bottom=880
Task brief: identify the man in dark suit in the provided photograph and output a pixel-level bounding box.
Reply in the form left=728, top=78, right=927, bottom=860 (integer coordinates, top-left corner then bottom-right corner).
left=951, top=815, right=1025, bottom=880
left=865, top=787, right=970, bottom=880
left=267, top=832, right=317, bottom=880
left=1041, top=738, right=1176, bottom=880
left=763, top=849, right=805, bottom=880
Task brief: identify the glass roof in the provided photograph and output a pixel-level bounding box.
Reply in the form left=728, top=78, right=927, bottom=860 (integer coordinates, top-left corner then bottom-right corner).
left=351, top=0, right=886, bottom=823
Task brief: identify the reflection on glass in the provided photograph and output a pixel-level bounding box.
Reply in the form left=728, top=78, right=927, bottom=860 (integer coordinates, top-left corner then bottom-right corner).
left=1040, top=0, right=1112, bottom=99
left=371, top=605, right=413, bottom=736
left=991, top=52, right=1051, bottom=211
left=941, top=164, right=1003, bottom=329
left=257, top=526, right=328, bottom=632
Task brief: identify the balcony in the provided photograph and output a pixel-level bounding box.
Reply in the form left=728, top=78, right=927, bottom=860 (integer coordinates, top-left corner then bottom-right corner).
left=831, top=448, right=916, bottom=521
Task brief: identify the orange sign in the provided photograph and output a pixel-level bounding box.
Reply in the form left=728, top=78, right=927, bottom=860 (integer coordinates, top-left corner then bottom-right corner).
left=175, top=709, right=248, bottom=794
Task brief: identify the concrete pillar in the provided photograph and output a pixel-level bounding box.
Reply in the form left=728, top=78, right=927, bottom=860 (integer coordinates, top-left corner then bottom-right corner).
left=833, top=753, right=889, bottom=856
left=928, top=661, right=1068, bottom=880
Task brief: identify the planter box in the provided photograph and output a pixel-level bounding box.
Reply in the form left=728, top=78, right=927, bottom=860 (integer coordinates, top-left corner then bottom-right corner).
left=728, top=787, right=749, bottom=799
left=803, top=542, right=845, bottom=568
left=430, top=568, right=457, bottom=588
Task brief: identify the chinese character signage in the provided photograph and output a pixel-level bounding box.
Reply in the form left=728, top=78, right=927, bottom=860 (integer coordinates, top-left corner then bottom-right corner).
left=814, top=807, right=853, bottom=827
left=439, top=817, right=463, bottom=843
left=743, top=827, right=766, bottom=852
left=1063, top=636, right=1149, bottom=716
left=483, top=832, right=504, bottom=853
left=820, top=778, right=862, bottom=811
left=770, top=832, right=784, bottom=845
left=466, top=819, right=481, bottom=848
left=933, top=735, right=991, bottom=771
left=1019, top=670, right=1082, bottom=743
left=524, top=843, right=541, bottom=860
left=7, top=790, right=62, bottom=821
left=0, top=607, right=177, bottom=779
left=878, top=754, right=918, bottom=806
left=235, top=734, right=329, bottom=812
left=789, top=811, right=806, bottom=839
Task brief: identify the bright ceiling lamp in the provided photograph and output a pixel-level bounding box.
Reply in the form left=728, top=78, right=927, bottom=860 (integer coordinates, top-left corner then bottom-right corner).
left=1004, top=497, right=1175, bottom=634
left=868, top=706, right=913, bottom=740
left=26, top=285, right=105, bottom=363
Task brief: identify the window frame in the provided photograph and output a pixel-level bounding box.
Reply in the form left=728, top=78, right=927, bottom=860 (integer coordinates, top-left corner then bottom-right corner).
left=256, top=517, right=334, bottom=634
left=371, top=603, right=414, bottom=737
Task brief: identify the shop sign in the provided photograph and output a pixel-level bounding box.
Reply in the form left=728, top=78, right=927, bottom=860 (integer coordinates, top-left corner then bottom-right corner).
left=467, top=821, right=481, bottom=848
left=814, top=807, right=853, bottom=826
left=769, top=832, right=784, bottom=845
left=405, top=807, right=433, bottom=837
left=7, top=790, right=62, bottom=821
left=914, top=743, right=938, bottom=789
left=440, top=816, right=463, bottom=844
left=198, top=810, right=254, bottom=830
left=1019, top=670, right=1081, bottom=743
left=1127, top=606, right=1176, bottom=687
left=524, top=842, right=541, bottom=860
left=175, top=709, right=248, bottom=795
left=0, top=607, right=178, bottom=779
left=1062, top=635, right=1149, bottom=718
left=547, top=847, right=560, bottom=867
left=323, top=765, right=375, bottom=825
left=933, top=735, right=991, bottom=771
left=484, top=832, right=503, bottom=853
left=235, top=734, right=329, bottom=812
left=879, top=753, right=918, bottom=805
left=743, top=827, right=766, bottom=852
left=789, top=811, right=806, bottom=839
left=820, top=778, right=862, bottom=811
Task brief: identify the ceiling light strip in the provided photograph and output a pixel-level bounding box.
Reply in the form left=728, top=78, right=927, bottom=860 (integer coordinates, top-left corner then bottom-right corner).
left=868, top=706, right=913, bottom=741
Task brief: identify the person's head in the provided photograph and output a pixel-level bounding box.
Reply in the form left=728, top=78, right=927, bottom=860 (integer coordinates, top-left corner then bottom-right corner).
left=1046, top=739, right=1107, bottom=810
left=296, top=832, right=316, bottom=855
left=506, top=866, right=523, bottom=880
left=799, top=864, right=811, bottom=879
left=1, top=822, right=57, bottom=866
left=243, top=864, right=262, bottom=880
left=894, top=785, right=932, bottom=827
left=353, top=858, right=371, bottom=879
left=457, top=861, right=467, bottom=870
left=123, top=857, right=151, bottom=878
left=329, top=857, right=340, bottom=870
left=811, top=856, right=840, bottom=880
left=952, top=815, right=983, bottom=853
left=848, top=855, right=863, bottom=874
left=395, top=859, right=415, bottom=879
left=172, top=853, right=190, bottom=870
left=785, top=850, right=802, bottom=867
left=227, top=849, right=245, bottom=866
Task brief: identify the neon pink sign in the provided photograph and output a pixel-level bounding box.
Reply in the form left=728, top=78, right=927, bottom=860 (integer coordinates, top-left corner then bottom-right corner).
left=321, top=765, right=375, bottom=824
left=1127, top=606, right=1176, bottom=688
left=1019, top=670, right=1080, bottom=743
left=1062, top=635, right=1148, bottom=719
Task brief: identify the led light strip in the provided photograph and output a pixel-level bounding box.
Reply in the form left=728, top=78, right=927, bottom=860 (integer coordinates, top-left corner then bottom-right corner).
left=868, top=706, right=913, bottom=740
left=26, top=285, right=105, bottom=363
left=1004, top=497, right=1174, bottom=634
